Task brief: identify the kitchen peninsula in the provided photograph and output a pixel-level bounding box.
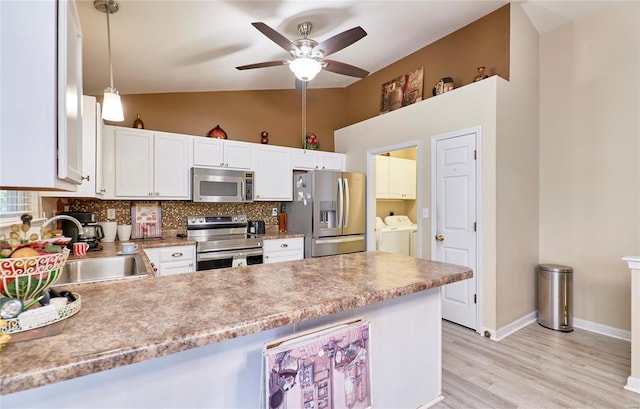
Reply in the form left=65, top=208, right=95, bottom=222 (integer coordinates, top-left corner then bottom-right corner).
left=1, top=252, right=472, bottom=408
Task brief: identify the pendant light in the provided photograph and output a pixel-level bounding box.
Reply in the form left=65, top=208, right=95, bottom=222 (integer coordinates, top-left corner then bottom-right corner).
left=95, top=0, right=124, bottom=122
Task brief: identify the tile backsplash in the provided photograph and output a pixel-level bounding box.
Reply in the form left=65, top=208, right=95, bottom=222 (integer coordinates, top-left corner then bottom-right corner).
left=67, top=199, right=282, bottom=230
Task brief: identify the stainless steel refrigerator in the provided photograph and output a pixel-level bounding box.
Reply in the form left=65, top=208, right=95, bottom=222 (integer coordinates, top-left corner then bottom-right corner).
left=287, top=170, right=366, bottom=258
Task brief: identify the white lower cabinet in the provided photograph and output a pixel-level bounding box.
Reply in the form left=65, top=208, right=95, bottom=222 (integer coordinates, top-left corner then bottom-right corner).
left=263, top=237, right=304, bottom=264
left=144, top=245, right=195, bottom=276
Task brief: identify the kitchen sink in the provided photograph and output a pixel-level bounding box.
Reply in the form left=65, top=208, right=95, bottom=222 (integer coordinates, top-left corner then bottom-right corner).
left=54, top=255, right=148, bottom=285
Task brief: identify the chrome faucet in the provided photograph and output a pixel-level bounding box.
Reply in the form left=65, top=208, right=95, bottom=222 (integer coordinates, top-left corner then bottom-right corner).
left=42, top=215, right=86, bottom=238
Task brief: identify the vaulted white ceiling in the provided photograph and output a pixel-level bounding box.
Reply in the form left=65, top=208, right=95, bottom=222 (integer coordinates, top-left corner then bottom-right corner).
left=76, top=0, right=613, bottom=95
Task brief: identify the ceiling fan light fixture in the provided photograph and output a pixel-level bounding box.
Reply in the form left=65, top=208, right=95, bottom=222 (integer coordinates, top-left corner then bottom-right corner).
left=102, top=87, right=124, bottom=122
left=289, top=58, right=321, bottom=82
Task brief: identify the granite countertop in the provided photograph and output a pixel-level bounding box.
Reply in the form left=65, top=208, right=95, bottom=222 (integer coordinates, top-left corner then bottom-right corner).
left=0, top=251, right=471, bottom=395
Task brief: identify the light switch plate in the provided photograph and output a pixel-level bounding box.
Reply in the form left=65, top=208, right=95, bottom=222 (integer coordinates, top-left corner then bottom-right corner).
left=422, top=208, right=429, bottom=219
left=107, top=208, right=116, bottom=219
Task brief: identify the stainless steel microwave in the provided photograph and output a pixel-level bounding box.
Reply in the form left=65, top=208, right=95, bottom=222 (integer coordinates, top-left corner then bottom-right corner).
left=191, top=168, right=253, bottom=203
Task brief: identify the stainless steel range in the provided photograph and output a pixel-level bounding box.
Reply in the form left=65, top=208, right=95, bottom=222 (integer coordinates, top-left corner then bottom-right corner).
left=187, top=214, right=263, bottom=271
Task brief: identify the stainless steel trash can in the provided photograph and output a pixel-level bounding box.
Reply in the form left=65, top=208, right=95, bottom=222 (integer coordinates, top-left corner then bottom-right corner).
left=537, top=264, right=573, bottom=332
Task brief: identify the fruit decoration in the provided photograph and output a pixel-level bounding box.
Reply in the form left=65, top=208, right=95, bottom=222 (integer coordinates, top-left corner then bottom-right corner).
left=0, top=217, right=69, bottom=259
left=261, top=131, right=269, bottom=144
left=303, top=132, right=320, bottom=150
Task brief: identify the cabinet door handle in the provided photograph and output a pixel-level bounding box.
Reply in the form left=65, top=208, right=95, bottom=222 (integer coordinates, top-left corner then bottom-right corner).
left=281, top=243, right=288, bottom=248
left=82, top=175, right=90, bottom=181
left=220, top=162, right=225, bottom=166
left=100, top=188, right=106, bottom=193
left=172, top=252, right=183, bottom=257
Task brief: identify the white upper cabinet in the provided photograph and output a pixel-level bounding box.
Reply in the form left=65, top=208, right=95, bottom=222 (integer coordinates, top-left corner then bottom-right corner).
left=0, top=0, right=83, bottom=190
left=193, top=138, right=252, bottom=170
left=375, top=155, right=390, bottom=198
left=376, top=156, right=416, bottom=200
left=115, top=128, right=154, bottom=197
left=57, top=0, right=83, bottom=186
left=104, top=126, right=193, bottom=200
left=253, top=145, right=292, bottom=201
left=41, top=96, right=104, bottom=198
left=293, top=150, right=345, bottom=171
left=154, top=132, right=193, bottom=198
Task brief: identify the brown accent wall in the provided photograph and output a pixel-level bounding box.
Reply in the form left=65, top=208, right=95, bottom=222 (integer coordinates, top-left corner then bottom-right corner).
left=103, top=88, right=348, bottom=152
left=97, top=5, right=509, bottom=152
left=345, top=4, right=510, bottom=124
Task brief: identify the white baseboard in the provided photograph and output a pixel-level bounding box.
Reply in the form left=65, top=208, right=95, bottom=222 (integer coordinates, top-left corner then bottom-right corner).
left=493, top=311, right=537, bottom=341
left=477, top=313, right=630, bottom=342
left=625, top=376, right=640, bottom=394
left=418, top=395, right=444, bottom=408
left=573, top=317, right=631, bottom=341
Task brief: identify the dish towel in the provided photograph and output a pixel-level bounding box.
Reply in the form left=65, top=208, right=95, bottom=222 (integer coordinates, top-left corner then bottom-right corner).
left=232, top=254, right=247, bottom=267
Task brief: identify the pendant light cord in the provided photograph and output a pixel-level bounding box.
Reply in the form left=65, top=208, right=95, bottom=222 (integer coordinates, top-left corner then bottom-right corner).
left=106, top=8, right=114, bottom=89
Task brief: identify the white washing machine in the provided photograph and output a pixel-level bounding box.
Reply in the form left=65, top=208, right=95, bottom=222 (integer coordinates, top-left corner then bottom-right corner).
left=376, top=216, right=413, bottom=256
left=384, top=215, right=418, bottom=257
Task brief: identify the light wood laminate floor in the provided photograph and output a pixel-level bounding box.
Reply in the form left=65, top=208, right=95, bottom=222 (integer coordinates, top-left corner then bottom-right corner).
left=434, top=320, right=640, bottom=409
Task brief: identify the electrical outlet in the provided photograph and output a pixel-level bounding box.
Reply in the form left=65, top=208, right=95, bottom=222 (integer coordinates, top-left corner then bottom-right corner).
left=107, top=209, right=116, bottom=219
left=422, top=208, right=429, bottom=219
left=272, top=208, right=278, bottom=216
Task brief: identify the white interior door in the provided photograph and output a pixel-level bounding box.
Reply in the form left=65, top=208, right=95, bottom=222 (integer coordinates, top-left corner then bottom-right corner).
left=434, top=130, right=478, bottom=330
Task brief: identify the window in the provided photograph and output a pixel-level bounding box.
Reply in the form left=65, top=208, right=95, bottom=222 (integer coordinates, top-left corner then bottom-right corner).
left=0, top=191, right=38, bottom=221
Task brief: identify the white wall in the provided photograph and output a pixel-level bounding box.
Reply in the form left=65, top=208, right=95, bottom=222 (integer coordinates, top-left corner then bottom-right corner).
left=335, top=76, right=499, bottom=331
left=494, top=2, right=540, bottom=328
left=539, top=1, right=640, bottom=331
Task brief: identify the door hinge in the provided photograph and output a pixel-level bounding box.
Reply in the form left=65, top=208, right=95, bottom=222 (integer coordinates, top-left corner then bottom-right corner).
left=473, top=150, right=477, bottom=160
left=474, top=294, right=477, bottom=304
left=473, top=222, right=477, bottom=232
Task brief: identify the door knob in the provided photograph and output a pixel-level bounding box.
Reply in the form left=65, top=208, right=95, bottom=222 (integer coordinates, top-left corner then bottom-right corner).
left=435, top=234, right=445, bottom=241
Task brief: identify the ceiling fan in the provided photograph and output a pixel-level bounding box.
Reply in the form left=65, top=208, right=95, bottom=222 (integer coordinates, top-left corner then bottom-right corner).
left=236, top=21, right=369, bottom=85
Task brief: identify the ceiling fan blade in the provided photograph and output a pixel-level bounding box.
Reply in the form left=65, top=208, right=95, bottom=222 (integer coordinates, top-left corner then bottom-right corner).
left=313, top=26, right=367, bottom=58
left=322, top=59, right=369, bottom=78
left=252, top=22, right=298, bottom=54
left=236, top=60, right=288, bottom=70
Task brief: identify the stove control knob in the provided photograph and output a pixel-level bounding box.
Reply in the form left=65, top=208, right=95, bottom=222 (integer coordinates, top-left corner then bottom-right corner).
left=239, top=216, right=245, bottom=222
left=198, top=217, right=205, bottom=224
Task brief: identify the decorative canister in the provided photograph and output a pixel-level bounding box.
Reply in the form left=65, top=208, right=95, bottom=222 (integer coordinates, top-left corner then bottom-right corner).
left=133, top=114, right=144, bottom=129
left=207, top=125, right=227, bottom=139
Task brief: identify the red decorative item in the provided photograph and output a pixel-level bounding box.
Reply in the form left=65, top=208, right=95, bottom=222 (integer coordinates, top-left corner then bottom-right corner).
left=207, top=125, right=227, bottom=139
left=304, top=132, right=320, bottom=150
left=261, top=131, right=269, bottom=144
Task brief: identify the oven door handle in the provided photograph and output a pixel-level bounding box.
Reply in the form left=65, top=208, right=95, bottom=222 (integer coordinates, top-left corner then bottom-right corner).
left=197, top=248, right=263, bottom=261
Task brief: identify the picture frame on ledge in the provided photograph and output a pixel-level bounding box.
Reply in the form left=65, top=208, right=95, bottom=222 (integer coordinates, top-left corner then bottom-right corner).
left=130, top=201, right=163, bottom=239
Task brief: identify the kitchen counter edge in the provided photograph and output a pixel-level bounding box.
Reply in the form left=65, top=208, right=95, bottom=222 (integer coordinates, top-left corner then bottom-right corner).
left=0, top=252, right=471, bottom=395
